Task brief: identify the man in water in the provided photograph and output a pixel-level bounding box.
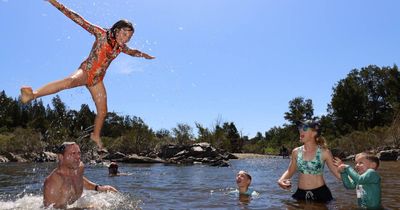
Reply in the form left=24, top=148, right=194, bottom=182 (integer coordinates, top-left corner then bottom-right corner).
left=43, top=142, right=117, bottom=208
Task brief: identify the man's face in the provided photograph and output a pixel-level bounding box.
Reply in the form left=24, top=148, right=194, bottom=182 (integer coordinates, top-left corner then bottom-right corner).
left=61, top=144, right=81, bottom=169
left=236, top=171, right=251, bottom=188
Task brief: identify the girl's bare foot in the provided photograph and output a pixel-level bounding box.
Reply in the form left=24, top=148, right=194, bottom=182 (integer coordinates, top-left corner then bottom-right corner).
left=20, top=87, right=34, bottom=104
left=90, top=133, right=104, bottom=151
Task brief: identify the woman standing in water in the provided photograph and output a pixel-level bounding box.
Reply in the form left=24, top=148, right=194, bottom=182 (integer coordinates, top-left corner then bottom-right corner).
left=277, top=120, right=340, bottom=203
left=20, top=0, right=155, bottom=151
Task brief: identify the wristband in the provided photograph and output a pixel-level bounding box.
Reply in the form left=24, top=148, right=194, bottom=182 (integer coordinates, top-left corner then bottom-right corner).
left=95, top=184, right=100, bottom=191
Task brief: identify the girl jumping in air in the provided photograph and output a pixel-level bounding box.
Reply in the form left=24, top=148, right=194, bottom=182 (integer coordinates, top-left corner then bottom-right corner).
left=20, top=0, right=155, bottom=151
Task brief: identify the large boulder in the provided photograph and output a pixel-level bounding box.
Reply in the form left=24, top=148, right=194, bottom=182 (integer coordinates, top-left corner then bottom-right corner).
left=158, top=144, right=187, bottom=159
left=34, top=151, right=58, bottom=162
left=378, top=149, right=399, bottom=161
left=103, top=152, right=127, bottom=160
left=0, top=155, right=9, bottom=163
left=158, top=143, right=232, bottom=167
left=122, top=154, right=166, bottom=164
left=5, top=153, right=27, bottom=162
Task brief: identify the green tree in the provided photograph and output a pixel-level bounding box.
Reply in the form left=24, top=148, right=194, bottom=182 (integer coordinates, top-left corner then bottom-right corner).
left=284, top=97, right=314, bottom=124
left=172, top=123, right=194, bottom=145
left=27, top=99, right=49, bottom=133
left=195, top=122, right=212, bottom=144
left=329, top=65, right=400, bottom=135
left=223, top=122, right=241, bottom=152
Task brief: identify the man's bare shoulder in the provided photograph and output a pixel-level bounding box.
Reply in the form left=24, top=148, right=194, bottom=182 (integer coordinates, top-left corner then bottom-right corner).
left=44, top=169, right=63, bottom=188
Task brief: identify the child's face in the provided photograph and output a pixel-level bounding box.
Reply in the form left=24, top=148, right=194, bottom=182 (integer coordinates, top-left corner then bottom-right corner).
left=236, top=171, right=251, bottom=188
left=354, top=155, right=375, bottom=175
left=115, top=27, right=133, bottom=45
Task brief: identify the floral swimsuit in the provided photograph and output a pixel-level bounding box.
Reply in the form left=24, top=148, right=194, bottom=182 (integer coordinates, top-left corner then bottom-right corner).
left=297, top=145, right=324, bottom=175
left=54, top=2, right=136, bottom=86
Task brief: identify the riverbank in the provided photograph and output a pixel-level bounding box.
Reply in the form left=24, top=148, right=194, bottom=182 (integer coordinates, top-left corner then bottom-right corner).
left=232, top=153, right=284, bottom=159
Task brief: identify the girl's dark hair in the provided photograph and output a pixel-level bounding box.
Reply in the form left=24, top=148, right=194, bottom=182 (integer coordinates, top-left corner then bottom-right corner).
left=109, top=19, right=134, bottom=38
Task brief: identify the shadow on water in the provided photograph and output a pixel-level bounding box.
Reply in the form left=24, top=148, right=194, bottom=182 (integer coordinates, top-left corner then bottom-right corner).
left=0, top=159, right=399, bottom=209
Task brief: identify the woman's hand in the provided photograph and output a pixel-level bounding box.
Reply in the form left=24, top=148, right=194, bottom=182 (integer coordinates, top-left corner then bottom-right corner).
left=277, top=179, right=292, bottom=190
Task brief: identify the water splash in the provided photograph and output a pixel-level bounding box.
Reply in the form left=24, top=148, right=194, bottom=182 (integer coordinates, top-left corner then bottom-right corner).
left=0, top=191, right=141, bottom=210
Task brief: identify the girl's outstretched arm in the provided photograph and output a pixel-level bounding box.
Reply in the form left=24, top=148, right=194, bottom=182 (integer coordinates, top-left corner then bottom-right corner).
left=46, top=0, right=103, bottom=36
left=122, top=46, right=156, bottom=59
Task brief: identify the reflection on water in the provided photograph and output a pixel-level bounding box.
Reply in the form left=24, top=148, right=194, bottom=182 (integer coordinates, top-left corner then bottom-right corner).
left=0, top=158, right=399, bottom=209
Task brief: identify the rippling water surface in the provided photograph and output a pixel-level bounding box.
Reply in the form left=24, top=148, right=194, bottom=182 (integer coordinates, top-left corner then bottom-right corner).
left=0, top=158, right=399, bottom=209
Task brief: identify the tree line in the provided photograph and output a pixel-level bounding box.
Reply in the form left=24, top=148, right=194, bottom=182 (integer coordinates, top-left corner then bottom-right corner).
left=1, top=64, right=399, bottom=155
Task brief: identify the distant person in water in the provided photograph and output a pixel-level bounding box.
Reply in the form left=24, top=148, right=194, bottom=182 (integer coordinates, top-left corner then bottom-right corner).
left=280, top=145, right=289, bottom=158
left=333, top=153, right=382, bottom=209
left=20, top=0, right=155, bottom=151
left=43, top=142, right=117, bottom=209
left=277, top=120, right=341, bottom=203
left=108, top=162, right=129, bottom=176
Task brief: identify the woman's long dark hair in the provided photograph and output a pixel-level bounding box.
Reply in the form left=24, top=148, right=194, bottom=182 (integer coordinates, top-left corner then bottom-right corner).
left=108, top=19, right=134, bottom=39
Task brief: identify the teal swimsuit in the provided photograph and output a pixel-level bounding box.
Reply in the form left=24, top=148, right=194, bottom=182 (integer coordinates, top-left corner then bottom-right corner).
left=297, top=146, right=324, bottom=175
left=341, top=167, right=381, bottom=209
left=293, top=146, right=333, bottom=202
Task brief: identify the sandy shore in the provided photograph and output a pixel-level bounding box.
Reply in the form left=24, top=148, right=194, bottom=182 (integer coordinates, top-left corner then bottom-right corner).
left=232, top=153, right=285, bottom=159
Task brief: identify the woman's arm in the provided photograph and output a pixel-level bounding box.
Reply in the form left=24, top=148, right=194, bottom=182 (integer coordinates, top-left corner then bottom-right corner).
left=46, top=0, right=103, bottom=36
left=122, top=46, right=155, bottom=59
left=323, top=149, right=341, bottom=179
left=277, top=148, right=298, bottom=189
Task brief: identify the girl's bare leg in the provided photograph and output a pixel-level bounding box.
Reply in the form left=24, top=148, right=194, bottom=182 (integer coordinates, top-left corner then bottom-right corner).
left=87, top=81, right=107, bottom=150
left=20, top=69, right=87, bottom=104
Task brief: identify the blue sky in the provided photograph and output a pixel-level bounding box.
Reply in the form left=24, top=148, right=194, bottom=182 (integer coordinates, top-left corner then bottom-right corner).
left=1, top=0, right=399, bottom=137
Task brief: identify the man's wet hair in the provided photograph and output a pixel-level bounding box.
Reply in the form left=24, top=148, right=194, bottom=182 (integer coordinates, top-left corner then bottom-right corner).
left=54, top=142, right=77, bottom=154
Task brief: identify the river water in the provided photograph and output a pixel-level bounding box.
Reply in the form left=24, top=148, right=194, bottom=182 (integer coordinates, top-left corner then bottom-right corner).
left=0, top=157, right=399, bottom=209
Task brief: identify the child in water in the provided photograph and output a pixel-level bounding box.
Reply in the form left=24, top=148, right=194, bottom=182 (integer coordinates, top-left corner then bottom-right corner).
left=235, top=170, right=259, bottom=197
left=20, top=0, right=155, bottom=151
left=333, top=153, right=382, bottom=209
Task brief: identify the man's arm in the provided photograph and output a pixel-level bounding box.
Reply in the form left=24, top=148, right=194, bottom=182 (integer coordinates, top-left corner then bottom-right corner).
left=46, top=0, right=103, bottom=36
left=83, top=176, right=118, bottom=192
left=122, top=46, right=155, bottom=59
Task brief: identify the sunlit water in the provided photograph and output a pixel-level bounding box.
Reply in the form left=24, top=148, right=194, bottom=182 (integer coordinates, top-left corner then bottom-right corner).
left=0, top=158, right=399, bottom=209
